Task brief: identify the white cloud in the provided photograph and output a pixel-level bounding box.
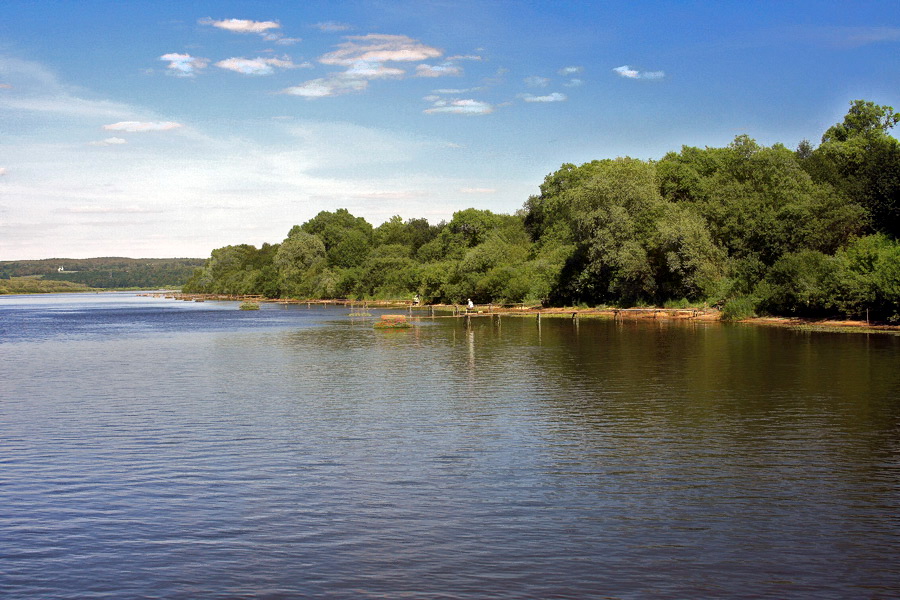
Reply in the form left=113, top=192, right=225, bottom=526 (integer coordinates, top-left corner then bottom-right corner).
left=66, top=205, right=159, bottom=214
left=282, top=33, right=449, bottom=99
left=416, top=63, right=462, bottom=78
left=344, top=62, right=405, bottom=79
left=447, top=55, right=482, bottom=61
left=558, top=66, right=583, bottom=76
left=613, top=65, right=664, bottom=80
left=282, top=76, right=368, bottom=98
left=0, top=83, right=12, bottom=89
left=320, top=34, right=442, bottom=66
left=103, top=121, right=183, bottom=132
left=159, top=53, right=209, bottom=77
left=199, top=17, right=280, bottom=34
left=262, top=33, right=301, bottom=45
left=433, top=88, right=477, bottom=94
left=2, top=96, right=134, bottom=118
left=0, top=167, right=6, bottom=176
left=353, top=190, right=424, bottom=200
left=777, top=25, right=900, bottom=48
left=315, top=22, right=353, bottom=33
left=613, top=65, right=639, bottom=79
left=0, top=56, right=135, bottom=119
left=215, top=56, right=306, bottom=75
left=424, top=98, right=493, bottom=115
left=524, top=76, right=549, bottom=87
left=834, top=26, right=900, bottom=45
left=460, top=187, right=496, bottom=194
left=563, top=78, right=583, bottom=87
left=89, top=137, right=127, bottom=146
left=521, top=92, right=567, bottom=103
left=199, top=17, right=299, bottom=46
left=3, top=54, right=540, bottom=259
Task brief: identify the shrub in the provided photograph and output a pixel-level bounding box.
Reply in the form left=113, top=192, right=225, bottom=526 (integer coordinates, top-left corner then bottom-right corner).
left=721, top=296, right=758, bottom=321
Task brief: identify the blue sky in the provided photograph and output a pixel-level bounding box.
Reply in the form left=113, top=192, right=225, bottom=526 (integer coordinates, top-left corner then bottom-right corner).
left=1, top=0, right=898, bottom=259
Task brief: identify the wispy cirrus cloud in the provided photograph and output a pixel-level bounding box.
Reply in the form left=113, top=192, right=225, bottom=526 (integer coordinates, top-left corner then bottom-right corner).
left=520, top=92, right=567, bottom=103
left=88, top=137, right=127, bottom=146
left=460, top=187, right=496, bottom=194
left=315, top=22, right=353, bottom=33
left=432, top=87, right=483, bottom=94
left=65, top=204, right=160, bottom=214
left=200, top=17, right=299, bottom=45
left=199, top=17, right=280, bottom=34
left=353, top=190, right=424, bottom=200
left=344, top=63, right=404, bottom=79
left=283, top=33, right=444, bottom=99
left=0, top=57, right=134, bottom=118
left=215, top=56, right=309, bottom=75
left=820, top=25, right=900, bottom=46
left=319, top=34, right=442, bottom=66
left=767, top=25, right=900, bottom=48
left=524, top=76, right=549, bottom=87
left=262, top=33, right=301, bottom=46
left=558, top=66, right=584, bottom=87
left=159, top=53, right=209, bottom=77
left=416, top=63, right=462, bottom=77
left=0, top=83, right=12, bottom=89
left=282, top=77, right=368, bottom=98
left=424, top=98, right=493, bottom=115
left=613, top=65, right=664, bottom=79
left=0, top=167, right=7, bottom=176
left=103, top=121, right=182, bottom=132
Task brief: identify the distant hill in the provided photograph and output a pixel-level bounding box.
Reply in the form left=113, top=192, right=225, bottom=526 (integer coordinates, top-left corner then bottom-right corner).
left=0, top=257, right=206, bottom=289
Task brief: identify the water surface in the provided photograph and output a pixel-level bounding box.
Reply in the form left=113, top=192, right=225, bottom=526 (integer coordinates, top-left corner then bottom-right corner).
left=2, top=293, right=899, bottom=598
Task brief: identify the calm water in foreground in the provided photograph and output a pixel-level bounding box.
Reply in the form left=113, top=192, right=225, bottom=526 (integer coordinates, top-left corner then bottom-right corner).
left=1, top=293, right=899, bottom=599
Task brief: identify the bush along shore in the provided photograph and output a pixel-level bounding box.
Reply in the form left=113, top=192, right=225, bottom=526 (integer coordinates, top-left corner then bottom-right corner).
left=147, top=293, right=900, bottom=335
left=182, top=100, right=900, bottom=325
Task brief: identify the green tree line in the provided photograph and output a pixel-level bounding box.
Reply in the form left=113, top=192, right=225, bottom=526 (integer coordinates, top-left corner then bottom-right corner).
left=1, top=258, right=206, bottom=289
left=184, top=100, right=900, bottom=321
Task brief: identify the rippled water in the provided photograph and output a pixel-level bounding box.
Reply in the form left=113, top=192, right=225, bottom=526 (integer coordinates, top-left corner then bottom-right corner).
left=2, top=293, right=899, bottom=599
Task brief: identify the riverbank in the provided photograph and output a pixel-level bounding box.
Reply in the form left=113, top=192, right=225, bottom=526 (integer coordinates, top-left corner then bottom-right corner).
left=0, top=277, right=97, bottom=295
left=144, top=293, right=900, bottom=335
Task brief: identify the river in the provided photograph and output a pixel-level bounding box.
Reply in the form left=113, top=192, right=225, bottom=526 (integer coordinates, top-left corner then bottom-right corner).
left=1, top=293, right=898, bottom=599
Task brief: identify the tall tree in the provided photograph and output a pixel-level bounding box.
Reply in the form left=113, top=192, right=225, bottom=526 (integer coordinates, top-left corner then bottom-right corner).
left=801, top=100, right=900, bottom=237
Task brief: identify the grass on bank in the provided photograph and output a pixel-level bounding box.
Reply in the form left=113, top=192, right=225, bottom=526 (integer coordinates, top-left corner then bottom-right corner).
left=0, top=277, right=97, bottom=295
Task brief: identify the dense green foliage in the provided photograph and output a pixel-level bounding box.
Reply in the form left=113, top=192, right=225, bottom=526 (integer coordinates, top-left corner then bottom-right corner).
left=0, top=258, right=205, bottom=289
left=0, top=277, right=95, bottom=295
left=184, top=100, right=900, bottom=320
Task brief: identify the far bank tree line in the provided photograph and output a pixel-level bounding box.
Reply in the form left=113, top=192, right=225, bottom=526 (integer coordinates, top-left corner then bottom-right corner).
left=1, top=258, right=206, bottom=290
left=184, top=100, right=900, bottom=321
